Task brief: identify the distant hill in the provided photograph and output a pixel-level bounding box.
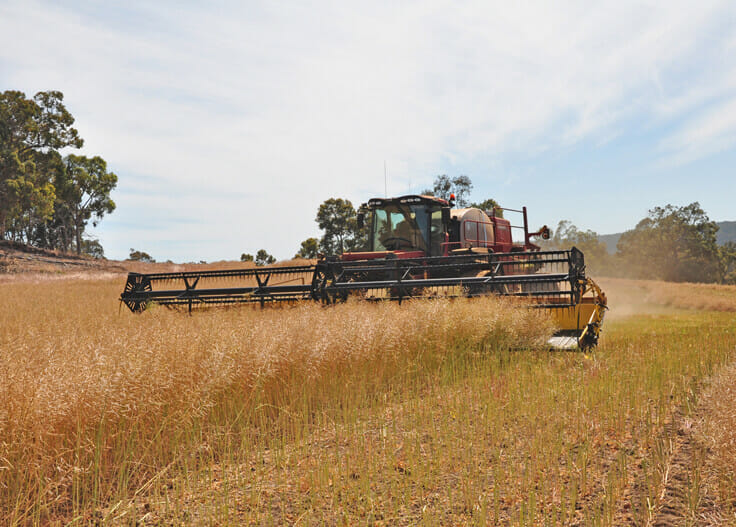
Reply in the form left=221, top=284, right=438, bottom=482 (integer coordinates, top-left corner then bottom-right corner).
left=598, top=232, right=623, bottom=254
left=599, top=221, right=736, bottom=253
left=717, top=221, right=736, bottom=245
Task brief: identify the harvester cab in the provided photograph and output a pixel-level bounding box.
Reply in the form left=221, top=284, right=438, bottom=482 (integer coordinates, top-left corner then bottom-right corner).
left=349, top=195, right=449, bottom=259
left=119, top=195, right=607, bottom=351
left=349, top=194, right=550, bottom=261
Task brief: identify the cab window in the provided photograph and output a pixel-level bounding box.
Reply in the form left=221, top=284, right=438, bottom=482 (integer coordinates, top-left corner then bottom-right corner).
left=430, top=209, right=444, bottom=255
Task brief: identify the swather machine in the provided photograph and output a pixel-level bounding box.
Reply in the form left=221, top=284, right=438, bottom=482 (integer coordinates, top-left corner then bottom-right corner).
left=120, top=195, right=607, bottom=349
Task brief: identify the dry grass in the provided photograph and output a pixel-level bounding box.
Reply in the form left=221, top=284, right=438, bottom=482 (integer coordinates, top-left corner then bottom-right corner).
left=0, top=278, right=551, bottom=524
left=0, top=239, right=313, bottom=282
left=599, top=277, right=736, bottom=316
left=0, top=270, right=124, bottom=285
left=692, top=361, right=736, bottom=522
left=140, top=311, right=736, bottom=526
left=3, top=274, right=736, bottom=525
left=122, top=257, right=315, bottom=274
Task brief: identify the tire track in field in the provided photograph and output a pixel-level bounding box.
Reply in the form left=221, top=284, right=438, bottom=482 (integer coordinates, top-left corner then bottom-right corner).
left=651, top=360, right=736, bottom=526
left=614, top=359, right=736, bottom=526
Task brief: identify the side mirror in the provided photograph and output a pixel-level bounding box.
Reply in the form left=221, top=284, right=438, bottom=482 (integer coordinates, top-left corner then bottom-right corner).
left=357, top=212, right=365, bottom=229
left=441, top=207, right=451, bottom=225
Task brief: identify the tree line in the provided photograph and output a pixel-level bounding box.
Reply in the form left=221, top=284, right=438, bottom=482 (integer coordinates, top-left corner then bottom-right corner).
left=0, top=91, right=117, bottom=256
left=545, top=202, right=736, bottom=284
left=294, top=174, right=500, bottom=259
left=133, top=173, right=480, bottom=265
left=297, top=176, right=733, bottom=284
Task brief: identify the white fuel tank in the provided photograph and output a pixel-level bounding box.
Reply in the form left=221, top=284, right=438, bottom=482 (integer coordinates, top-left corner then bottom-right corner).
left=451, top=208, right=495, bottom=248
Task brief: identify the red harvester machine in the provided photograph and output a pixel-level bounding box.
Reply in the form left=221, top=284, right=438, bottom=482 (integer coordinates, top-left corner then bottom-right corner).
left=121, top=194, right=606, bottom=349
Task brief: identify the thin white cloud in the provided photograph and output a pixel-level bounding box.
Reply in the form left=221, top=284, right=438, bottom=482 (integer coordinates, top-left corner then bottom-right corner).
left=1, top=0, right=736, bottom=259
left=660, top=96, right=736, bottom=164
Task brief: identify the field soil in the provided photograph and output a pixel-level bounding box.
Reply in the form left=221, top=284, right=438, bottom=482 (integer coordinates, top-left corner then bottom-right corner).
left=648, top=361, right=736, bottom=526
left=0, top=240, right=126, bottom=276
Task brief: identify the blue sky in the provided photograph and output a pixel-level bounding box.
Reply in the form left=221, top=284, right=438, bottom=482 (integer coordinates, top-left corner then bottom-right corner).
left=2, top=0, right=735, bottom=262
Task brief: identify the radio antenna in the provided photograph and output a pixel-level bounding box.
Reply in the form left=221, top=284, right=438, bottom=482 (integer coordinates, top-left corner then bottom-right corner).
left=384, top=161, right=387, bottom=197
